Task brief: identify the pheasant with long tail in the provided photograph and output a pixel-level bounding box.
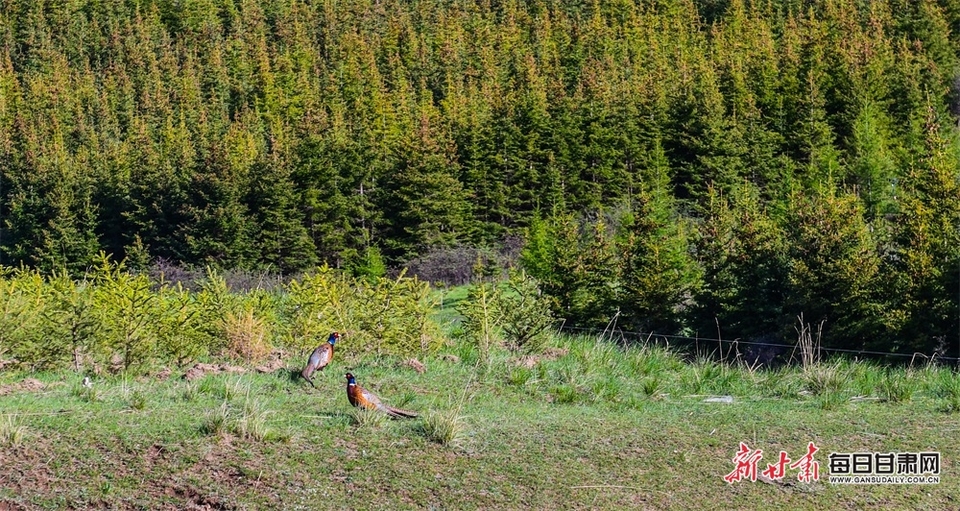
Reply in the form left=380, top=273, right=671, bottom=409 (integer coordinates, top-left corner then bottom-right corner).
left=345, top=372, right=418, bottom=419
left=300, top=332, right=340, bottom=388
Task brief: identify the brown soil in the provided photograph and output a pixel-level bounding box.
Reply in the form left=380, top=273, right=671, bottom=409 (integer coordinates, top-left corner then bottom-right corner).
left=182, top=363, right=248, bottom=381
left=517, top=347, right=569, bottom=368
left=0, top=378, right=45, bottom=396
left=254, top=357, right=286, bottom=374
left=402, top=358, right=427, bottom=374
left=0, top=435, right=283, bottom=510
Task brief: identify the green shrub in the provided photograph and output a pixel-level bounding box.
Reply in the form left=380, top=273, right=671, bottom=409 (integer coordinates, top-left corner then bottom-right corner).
left=0, top=269, right=47, bottom=370
left=0, top=260, right=445, bottom=371
left=498, top=271, right=556, bottom=354
left=92, top=258, right=160, bottom=371
left=457, top=281, right=503, bottom=364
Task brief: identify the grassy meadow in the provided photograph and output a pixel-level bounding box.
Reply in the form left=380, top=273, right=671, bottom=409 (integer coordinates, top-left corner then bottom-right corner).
left=2, top=330, right=960, bottom=510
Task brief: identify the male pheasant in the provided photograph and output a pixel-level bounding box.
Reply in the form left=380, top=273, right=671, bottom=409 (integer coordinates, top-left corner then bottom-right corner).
left=345, top=372, right=418, bottom=418
left=301, top=332, right=340, bottom=388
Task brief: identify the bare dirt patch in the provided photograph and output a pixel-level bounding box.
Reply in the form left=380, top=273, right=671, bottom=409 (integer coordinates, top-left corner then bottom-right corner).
left=402, top=358, right=427, bottom=373
left=166, top=485, right=232, bottom=510
left=183, top=364, right=248, bottom=381
left=0, top=378, right=45, bottom=396
left=517, top=348, right=569, bottom=368
left=255, top=357, right=285, bottom=374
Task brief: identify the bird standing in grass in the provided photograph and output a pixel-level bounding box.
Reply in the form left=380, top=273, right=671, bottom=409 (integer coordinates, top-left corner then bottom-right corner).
left=345, top=372, right=418, bottom=418
left=301, top=332, right=340, bottom=388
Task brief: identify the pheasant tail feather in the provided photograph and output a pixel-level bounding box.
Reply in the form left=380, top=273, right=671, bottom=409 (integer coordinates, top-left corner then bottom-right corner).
left=386, top=406, right=418, bottom=419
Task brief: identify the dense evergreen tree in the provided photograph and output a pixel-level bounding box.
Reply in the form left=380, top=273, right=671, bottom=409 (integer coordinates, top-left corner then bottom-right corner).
left=693, top=183, right=789, bottom=343
left=0, top=0, right=958, bottom=353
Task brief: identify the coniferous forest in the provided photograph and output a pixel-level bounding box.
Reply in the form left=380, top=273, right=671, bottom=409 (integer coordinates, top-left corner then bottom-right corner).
left=1, top=0, right=960, bottom=357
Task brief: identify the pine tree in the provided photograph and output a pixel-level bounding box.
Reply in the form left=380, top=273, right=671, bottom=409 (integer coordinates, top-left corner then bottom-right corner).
left=784, top=184, right=883, bottom=350
left=619, top=139, right=702, bottom=334
left=891, top=108, right=960, bottom=356
left=380, top=90, right=471, bottom=260
left=693, top=182, right=788, bottom=342
left=246, top=157, right=318, bottom=274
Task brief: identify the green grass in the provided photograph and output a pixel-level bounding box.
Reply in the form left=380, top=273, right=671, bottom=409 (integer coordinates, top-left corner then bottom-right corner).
left=419, top=409, right=467, bottom=446
left=1, top=337, right=958, bottom=509
left=0, top=415, right=27, bottom=448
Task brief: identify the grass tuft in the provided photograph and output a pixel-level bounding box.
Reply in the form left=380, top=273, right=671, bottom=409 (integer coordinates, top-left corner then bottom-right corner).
left=802, top=362, right=848, bottom=396
left=590, top=377, right=622, bottom=404
left=936, top=371, right=960, bottom=413
left=815, top=391, right=847, bottom=411
left=550, top=383, right=581, bottom=404
left=350, top=407, right=387, bottom=428
left=851, top=362, right=884, bottom=396
left=214, top=377, right=250, bottom=402
left=506, top=366, right=535, bottom=388
left=641, top=377, right=663, bottom=398
left=878, top=372, right=916, bottom=404
left=395, top=391, right=417, bottom=409
left=233, top=399, right=274, bottom=441
left=679, top=358, right=722, bottom=394
left=419, top=410, right=467, bottom=446
left=129, top=389, right=148, bottom=410
left=200, top=401, right=230, bottom=436
left=631, top=346, right=683, bottom=376
left=181, top=382, right=200, bottom=402
left=761, top=369, right=802, bottom=399
left=72, top=384, right=101, bottom=403
left=0, top=415, right=27, bottom=448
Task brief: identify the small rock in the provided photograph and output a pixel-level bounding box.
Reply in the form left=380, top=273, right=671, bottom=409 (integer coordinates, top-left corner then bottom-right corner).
left=703, top=396, right=734, bottom=404
left=109, top=353, right=125, bottom=373
left=403, top=358, right=426, bottom=374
